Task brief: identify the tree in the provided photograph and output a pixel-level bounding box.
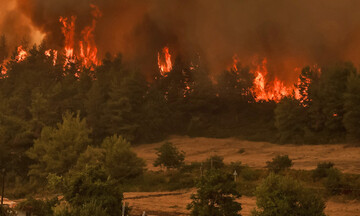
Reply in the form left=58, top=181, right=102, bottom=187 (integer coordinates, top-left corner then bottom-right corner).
left=63, top=166, right=128, bottom=216
left=101, top=135, right=145, bottom=181
left=275, top=97, right=307, bottom=144
left=27, top=112, right=92, bottom=179
left=343, top=73, right=360, bottom=143
left=265, top=155, right=293, bottom=173
left=153, top=142, right=185, bottom=170
left=252, top=173, right=326, bottom=216
left=188, top=169, right=242, bottom=216
left=204, top=155, right=225, bottom=170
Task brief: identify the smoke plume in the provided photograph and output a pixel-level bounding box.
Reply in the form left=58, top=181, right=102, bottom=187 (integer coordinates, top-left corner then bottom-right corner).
left=2, top=0, right=360, bottom=82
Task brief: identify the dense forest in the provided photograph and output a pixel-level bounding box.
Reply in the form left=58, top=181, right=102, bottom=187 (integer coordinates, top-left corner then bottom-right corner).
left=1, top=40, right=360, bottom=184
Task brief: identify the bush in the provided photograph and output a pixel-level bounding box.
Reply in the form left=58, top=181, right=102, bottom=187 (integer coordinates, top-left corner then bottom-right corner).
left=241, top=166, right=262, bottom=181
left=312, top=162, right=334, bottom=180
left=204, top=155, right=225, bottom=170
left=252, top=173, right=326, bottom=216
left=63, top=166, right=128, bottom=216
left=324, top=168, right=344, bottom=195
left=154, top=142, right=185, bottom=170
left=188, top=169, right=242, bottom=216
left=17, top=197, right=59, bottom=216
left=102, top=135, right=146, bottom=181
left=265, top=155, right=293, bottom=173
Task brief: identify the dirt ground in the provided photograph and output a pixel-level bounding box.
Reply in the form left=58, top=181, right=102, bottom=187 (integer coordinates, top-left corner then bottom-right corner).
left=133, top=136, right=360, bottom=173
left=127, top=136, right=360, bottom=216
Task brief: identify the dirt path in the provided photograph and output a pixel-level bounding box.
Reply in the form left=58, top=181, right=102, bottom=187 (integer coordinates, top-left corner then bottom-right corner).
left=124, top=190, right=360, bottom=216
left=133, top=136, right=360, bottom=174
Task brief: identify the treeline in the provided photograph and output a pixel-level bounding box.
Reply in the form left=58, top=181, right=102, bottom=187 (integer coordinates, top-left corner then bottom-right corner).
left=276, top=63, right=360, bottom=144
left=1, top=43, right=360, bottom=180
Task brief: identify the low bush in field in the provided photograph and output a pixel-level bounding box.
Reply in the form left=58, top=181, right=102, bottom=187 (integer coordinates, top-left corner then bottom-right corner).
left=266, top=155, right=293, bottom=173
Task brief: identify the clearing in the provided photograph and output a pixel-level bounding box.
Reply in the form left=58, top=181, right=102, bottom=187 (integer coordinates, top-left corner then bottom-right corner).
left=125, top=136, right=360, bottom=216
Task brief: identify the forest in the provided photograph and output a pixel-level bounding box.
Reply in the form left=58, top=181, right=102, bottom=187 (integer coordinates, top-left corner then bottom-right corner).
left=0, top=40, right=360, bottom=215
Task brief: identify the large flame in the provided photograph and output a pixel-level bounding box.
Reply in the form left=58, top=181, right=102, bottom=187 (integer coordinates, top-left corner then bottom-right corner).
left=251, top=58, right=298, bottom=102
left=230, top=56, right=299, bottom=102
left=158, top=47, right=172, bottom=77
left=59, top=16, right=76, bottom=66
left=59, top=4, right=101, bottom=69
left=16, top=46, right=28, bottom=62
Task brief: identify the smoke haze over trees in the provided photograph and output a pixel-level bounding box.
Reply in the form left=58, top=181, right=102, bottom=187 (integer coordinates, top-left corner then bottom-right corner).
left=0, top=0, right=360, bottom=82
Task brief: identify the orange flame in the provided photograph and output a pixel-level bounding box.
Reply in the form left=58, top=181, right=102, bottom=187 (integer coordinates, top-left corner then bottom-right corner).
left=158, top=47, right=172, bottom=76
left=45, top=49, right=58, bottom=65
left=79, top=4, right=102, bottom=68
left=251, top=58, right=297, bottom=102
left=59, top=16, right=76, bottom=66
left=230, top=55, right=299, bottom=102
left=16, top=46, right=28, bottom=62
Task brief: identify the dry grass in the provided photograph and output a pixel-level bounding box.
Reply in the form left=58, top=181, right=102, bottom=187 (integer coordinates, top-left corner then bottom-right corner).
left=134, top=136, right=360, bottom=174
left=127, top=136, right=360, bottom=216
left=124, top=190, right=360, bottom=216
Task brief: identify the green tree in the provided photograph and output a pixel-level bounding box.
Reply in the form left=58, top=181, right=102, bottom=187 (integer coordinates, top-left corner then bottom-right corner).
left=275, top=97, right=307, bottom=144
left=63, top=166, right=128, bottom=216
left=154, top=142, right=185, bottom=170
left=27, top=112, right=92, bottom=179
left=265, top=155, right=293, bottom=173
left=101, top=135, right=145, bottom=181
left=343, top=73, right=360, bottom=143
left=252, top=173, right=326, bottom=216
left=188, top=169, right=242, bottom=216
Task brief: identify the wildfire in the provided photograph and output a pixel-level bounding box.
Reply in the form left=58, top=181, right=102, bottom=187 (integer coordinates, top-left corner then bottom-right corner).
left=158, top=47, right=173, bottom=76
left=230, top=56, right=299, bottom=102
left=16, top=46, right=28, bottom=62
left=59, top=4, right=101, bottom=69
left=59, top=16, right=76, bottom=66
left=45, top=49, right=58, bottom=65
left=251, top=58, right=298, bottom=102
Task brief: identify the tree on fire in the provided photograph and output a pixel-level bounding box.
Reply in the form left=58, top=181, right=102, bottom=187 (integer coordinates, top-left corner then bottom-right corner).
left=275, top=62, right=357, bottom=144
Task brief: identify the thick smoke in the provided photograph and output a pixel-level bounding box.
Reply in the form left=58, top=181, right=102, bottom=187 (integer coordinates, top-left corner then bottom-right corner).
left=6, top=0, right=360, bottom=82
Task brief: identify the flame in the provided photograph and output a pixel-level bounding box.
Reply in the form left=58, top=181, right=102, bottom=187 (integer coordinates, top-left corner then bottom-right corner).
left=45, top=49, right=58, bottom=65
left=158, top=47, right=172, bottom=76
left=230, top=56, right=299, bottom=102
left=251, top=58, right=297, bottom=102
left=16, top=46, right=28, bottom=62
left=79, top=4, right=102, bottom=68
left=59, top=16, right=76, bottom=66
left=59, top=5, right=101, bottom=69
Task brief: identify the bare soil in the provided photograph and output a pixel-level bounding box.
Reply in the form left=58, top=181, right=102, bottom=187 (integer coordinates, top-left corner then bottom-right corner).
left=126, top=136, right=360, bottom=216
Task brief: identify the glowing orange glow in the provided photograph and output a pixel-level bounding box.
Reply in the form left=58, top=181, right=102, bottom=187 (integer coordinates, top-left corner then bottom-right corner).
left=79, top=4, right=102, bottom=68
left=59, top=5, right=101, bottom=69
left=59, top=16, right=76, bottom=66
left=230, top=55, right=299, bottom=102
left=16, top=46, right=28, bottom=62
left=45, top=49, right=58, bottom=65
left=158, top=47, right=172, bottom=76
left=251, top=58, right=297, bottom=102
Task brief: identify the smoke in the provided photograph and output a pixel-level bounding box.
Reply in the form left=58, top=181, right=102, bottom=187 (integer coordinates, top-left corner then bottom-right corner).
left=4, top=0, right=360, bottom=82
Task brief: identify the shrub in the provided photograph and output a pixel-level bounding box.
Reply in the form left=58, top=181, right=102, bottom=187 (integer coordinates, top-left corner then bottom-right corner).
left=312, top=162, right=334, bottom=180
left=252, top=173, right=326, bottom=216
left=188, top=169, right=242, bottom=216
left=265, top=155, right=293, bottom=173
left=63, top=166, right=128, bottom=216
left=154, top=142, right=185, bottom=170
left=241, top=166, right=261, bottom=181
left=17, top=197, right=59, bottom=216
left=204, top=155, right=225, bottom=170
left=324, top=168, right=344, bottom=195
